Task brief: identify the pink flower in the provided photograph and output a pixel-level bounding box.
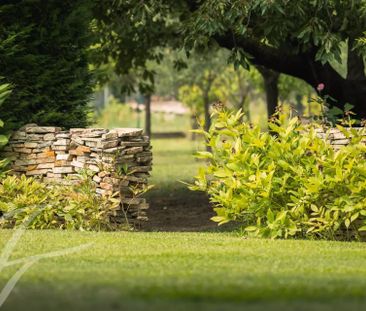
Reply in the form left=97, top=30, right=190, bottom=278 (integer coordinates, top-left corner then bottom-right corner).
left=317, top=83, right=325, bottom=91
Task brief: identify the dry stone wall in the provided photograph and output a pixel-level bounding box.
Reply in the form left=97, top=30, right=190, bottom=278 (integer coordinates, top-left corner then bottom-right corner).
left=315, top=127, right=365, bottom=150
left=2, top=124, right=152, bottom=223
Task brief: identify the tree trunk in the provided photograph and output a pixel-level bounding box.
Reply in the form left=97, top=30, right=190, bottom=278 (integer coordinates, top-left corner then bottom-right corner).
left=215, top=34, right=366, bottom=118
left=190, top=115, right=199, bottom=140
left=204, top=94, right=211, bottom=133
left=203, top=93, right=211, bottom=151
left=144, top=94, right=151, bottom=137
left=257, top=66, right=280, bottom=117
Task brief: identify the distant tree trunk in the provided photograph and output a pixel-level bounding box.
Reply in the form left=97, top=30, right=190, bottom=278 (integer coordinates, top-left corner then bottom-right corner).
left=295, top=94, right=303, bottom=116
left=191, top=115, right=199, bottom=140
left=237, top=95, right=248, bottom=121
left=203, top=92, right=211, bottom=151
left=215, top=34, right=366, bottom=119
left=257, top=66, right=280, bottom=117
left=144, top=94, right=151, bottom=137
left=203, top=93, right=211, bottom=133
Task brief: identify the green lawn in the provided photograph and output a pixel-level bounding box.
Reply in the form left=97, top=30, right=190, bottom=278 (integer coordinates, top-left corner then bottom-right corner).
left=2, top=114, right=366, bottom=311
left=149, top=138, right=203, bottom=191
left=95, top=102, right=191, bottom=133
left=1, top=230, right=366, bottom=311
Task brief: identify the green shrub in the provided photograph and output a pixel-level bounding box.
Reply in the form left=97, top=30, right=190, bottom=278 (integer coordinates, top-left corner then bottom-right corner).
left=0, top=1, right=93, bottom=129
left=0, top=172, right=119, bottom=230
left=190, top=108, right=366, bottom=240
left=0, top=83, right=11, bottom=176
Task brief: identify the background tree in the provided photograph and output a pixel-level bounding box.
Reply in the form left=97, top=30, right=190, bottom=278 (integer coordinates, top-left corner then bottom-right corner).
left=213, top=66, right=262, bottom=118
left=178, top=85, right=203, bottom=140
left=0, top=0, right=94, bottom=129
left=180, top=51, right=227, bottom=133
left=94, top=0, right=366, bottom=118
left=183, top=0, right=366, bottom=117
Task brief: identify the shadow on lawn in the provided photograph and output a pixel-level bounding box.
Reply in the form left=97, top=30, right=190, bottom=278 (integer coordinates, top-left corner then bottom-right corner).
left=142, top=183, right=237, bottom=232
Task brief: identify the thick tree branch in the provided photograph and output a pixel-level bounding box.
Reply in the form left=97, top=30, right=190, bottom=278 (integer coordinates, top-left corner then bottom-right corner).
left=214, top=32, right=314, bottom=83
left=347, top=40, right=366, bottom=80
left=215, top=32, right=347, bottom=93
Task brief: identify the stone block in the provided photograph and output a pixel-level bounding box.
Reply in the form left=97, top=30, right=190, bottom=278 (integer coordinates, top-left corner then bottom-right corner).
left=124, top=147, right=143, bottom=154
left=44, top=133, right=56, bottom=141
left=71, top=160, right=85, bottom=168
left=111, top=128, right=143, bottom=137
left=97, top=140, right=119, bottom=149
left=52, top=145, right=68, bottom=151
left=71, top=136, right=84, bottom=145
left=26, top=169, right=49, bottom=176
left=54, top=139, right=70, bottom=146
left=37, top=150, right=55, bottom=158
left=84, top=141, right=99, bottom=148
left=69, top=145, right=91, bottom=155
left=55, top=160, right=70, bottom=167
left=28, top=134, right=44, bottom=141
left=53, top=166, right=74, bottom=174
left=56, top=132, right=71, bottom=139
left=93, top=175, right=101, bottom=183
left=88, top=164, right=100, bottom=172
left=120, top=141, right=149, bottom=147
left=37, top=162, right=55, bottom=169
left=14, top=148, right=32, bottom=154
left=26, top=126, right=61, bottom=133
left=100, top=182, right=113, bottom=190
left=56, top=154, right=72, bottom=161
left=24, top=142, right=39, bottom=148
left=103, top=146, right=125, bottom=153
left=101, top=132, right=118, bottom=140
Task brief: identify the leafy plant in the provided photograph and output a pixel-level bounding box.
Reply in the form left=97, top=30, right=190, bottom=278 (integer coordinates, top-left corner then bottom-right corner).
left=190, top=107, right=366, bottom=240
left=0, top=83, right=11, bottom=176
left=0, top=171, right=120, bottom=230
left=0, top=1, right=94, bottom=129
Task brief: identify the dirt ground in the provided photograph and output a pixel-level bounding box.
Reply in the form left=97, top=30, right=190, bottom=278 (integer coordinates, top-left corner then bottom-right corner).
left=142, top=187, right=217, bottom=232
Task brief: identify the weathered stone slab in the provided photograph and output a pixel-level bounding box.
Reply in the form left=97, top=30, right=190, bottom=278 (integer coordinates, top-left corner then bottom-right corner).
left=69, top=145, right=91, bottom=155
left=37, top=151, right=55, bottom=158
left=43, top=133, right=56, bottom=141
left=111, top=128, right=143, bottom=137
left=53, top=166, right=74, bottom=174
left=120, top=141, right=149, bottom=147
left=54, top=139, right=70, bottom=146
left=101, top=132, right=118, bottom=140
left=26, top=169, right=49, bottom=176
left=56, top=133, right=71, bottom=139
left=24, top=142, right=38, bottom=148
left=37, top=163, right=55, bottom=169
left=97, top=140, right=119, bottom=149
left=26, top=126, right=61, bottom=133
left=14, top=148, right=32, bottom=154
left=56, top=154, right=72, bottom=161
left=124, top=147, right=144, bottom=155
left=71, top=160, right=85, bottom=168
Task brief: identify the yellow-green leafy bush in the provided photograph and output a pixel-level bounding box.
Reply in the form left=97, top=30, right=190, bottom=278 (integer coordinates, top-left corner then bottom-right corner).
left=191, top=109, right=366, bottom=240
left=0, top=172, right=119, bottom=230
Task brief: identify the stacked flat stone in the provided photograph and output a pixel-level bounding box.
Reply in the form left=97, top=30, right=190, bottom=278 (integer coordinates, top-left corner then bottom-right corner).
left=315, top=127, right=366, bottom=150
left=2, top=124, right=152, bottom=223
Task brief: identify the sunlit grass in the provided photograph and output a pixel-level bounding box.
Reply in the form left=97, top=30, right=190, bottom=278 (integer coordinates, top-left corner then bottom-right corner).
left=1, top=230, right=366, bottom=311
left=95, top=101, right=191, bottom=133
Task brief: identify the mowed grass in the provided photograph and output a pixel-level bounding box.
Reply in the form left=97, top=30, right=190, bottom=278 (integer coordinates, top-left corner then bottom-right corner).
left=1, top=231, right=366, bottom=311
left=148, top=138, right=204, bottom=191
left=95, top=102, right=191, bottom=133
left=2, top=111, right=366, bottom=310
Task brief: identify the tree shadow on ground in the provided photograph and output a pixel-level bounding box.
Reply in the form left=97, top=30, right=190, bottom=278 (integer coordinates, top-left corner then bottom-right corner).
left=142, top=183, right=237, bottom=232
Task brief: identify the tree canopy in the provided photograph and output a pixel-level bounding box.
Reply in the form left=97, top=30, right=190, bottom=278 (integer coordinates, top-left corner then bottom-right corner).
left=0, top=0, right=93, bottom=129
left=94, top=0, right=366, bottom=117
